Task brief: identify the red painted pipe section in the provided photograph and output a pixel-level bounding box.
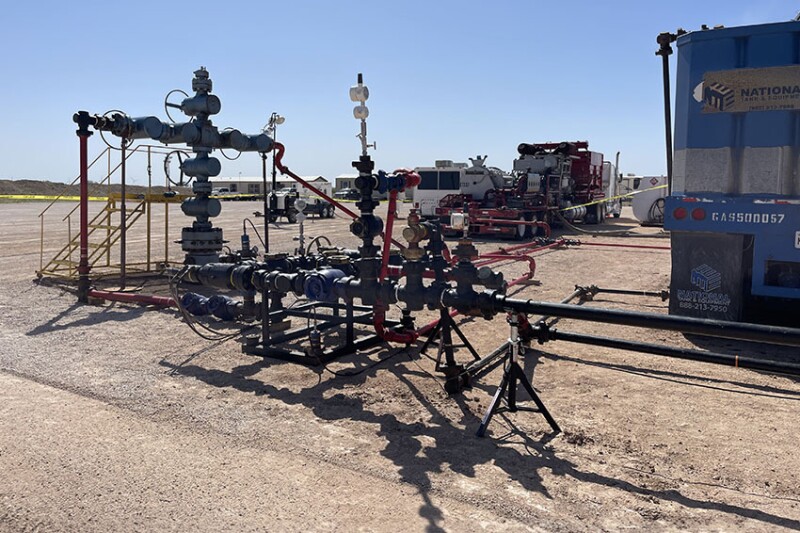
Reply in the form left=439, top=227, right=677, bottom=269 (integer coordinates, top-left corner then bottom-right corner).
left=88, top=290, right=176, bottom=307
left=380, top=189, right=399, bottom=281
left=473, top=240, right=566, bottom=269
left=272, top=142, right=359, bottom=219
left=373, top=305, right=419, bottom=344
left=272, top=142, right=406, bottom=250
left=478, top=253, right=536, bottom=277
left=77, top=133, right=90, bottom=302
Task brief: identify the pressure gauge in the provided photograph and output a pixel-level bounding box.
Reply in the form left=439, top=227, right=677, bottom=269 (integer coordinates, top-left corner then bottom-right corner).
left=295, top=198, right=307, bottom=211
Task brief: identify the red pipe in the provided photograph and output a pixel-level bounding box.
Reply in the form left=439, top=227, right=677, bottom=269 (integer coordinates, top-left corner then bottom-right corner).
left=272, top=142, right=359, bottom=219
left=78, top=133, right=90, bottom=302
left=373, top=305, right=419, bottom=344
left=272, top=142, right=406, bottom=250
left=417, top=308, right=459, bottom=336
left=473, top=240, right=566, bottom=269
left=478, top=253, right=536, bottom=277
left=87, top=289, right=176, bottom=307
left=448, top=238, right=566, bottom=267
left=380, top=189, right=399, bottom=280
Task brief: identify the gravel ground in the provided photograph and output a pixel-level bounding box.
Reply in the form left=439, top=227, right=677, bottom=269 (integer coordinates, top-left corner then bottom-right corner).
left=1, top=199, right=799, bottom=532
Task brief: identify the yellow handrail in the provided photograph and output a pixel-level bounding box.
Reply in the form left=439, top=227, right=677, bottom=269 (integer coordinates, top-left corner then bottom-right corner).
left=38, top=147, right=110, bottom=218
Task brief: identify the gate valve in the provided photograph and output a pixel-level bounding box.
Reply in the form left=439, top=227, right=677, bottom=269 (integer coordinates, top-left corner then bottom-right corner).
left=478, top=266, right=506, bottom=291
left=402, top=222, right=429, bottom=245
left=377, top=169, right=422, bottom=193
left=354, top=173, right=379, bottom=191
left=401, top=215, right=429, bottom=261
left=350, top=215, right=383, bottom=239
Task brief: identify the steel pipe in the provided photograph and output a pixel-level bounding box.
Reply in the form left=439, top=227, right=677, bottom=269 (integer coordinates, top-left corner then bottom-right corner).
left=479, top=292, right=800, bottom=347
left=88, top=290, right=176, bottom=307
left=541, top=327, right=800, bottom=376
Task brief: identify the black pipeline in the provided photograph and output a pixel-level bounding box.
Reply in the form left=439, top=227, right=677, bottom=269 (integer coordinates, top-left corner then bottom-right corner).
left=442, top=290, right=800, bottom=348
left=536, top=326, right=800, bottom=376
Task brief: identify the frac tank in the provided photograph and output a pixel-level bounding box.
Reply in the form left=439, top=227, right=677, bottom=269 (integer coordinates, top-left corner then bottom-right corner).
left=672, top=20, right=800, bottom=195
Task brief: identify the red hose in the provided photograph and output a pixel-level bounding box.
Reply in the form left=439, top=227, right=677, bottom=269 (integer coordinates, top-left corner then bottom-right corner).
left=88, top=290, right=176, bottom=307
left=478, top=253, right=536, bottom=277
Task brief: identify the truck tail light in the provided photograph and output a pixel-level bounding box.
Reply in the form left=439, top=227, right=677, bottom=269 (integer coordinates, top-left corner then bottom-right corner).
left=691, top=208, right=706, bottom=221
left=673, top=207, right=688, bottom=220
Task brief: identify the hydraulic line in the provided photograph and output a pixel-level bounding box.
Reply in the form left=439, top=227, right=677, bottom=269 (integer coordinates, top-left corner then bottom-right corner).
left=273, top=142, right=358, bottom=219
left=469, top=217, right=551, bottom=237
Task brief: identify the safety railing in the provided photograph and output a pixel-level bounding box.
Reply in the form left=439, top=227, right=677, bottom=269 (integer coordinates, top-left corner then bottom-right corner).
left=37, top=143, right=190, bottom=280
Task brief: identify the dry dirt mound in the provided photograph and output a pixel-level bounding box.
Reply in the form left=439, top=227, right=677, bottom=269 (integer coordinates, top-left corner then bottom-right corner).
left=0, top=179, right=188, bottom=197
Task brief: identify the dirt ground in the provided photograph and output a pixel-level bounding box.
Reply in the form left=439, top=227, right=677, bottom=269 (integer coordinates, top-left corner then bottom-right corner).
left=1, top=197, right=799, bottom=532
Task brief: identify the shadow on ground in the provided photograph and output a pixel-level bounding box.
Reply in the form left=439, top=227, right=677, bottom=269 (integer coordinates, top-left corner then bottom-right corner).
left=26, top=302, right=151, bottom=336
left=160, top=338, right=800, bottom=531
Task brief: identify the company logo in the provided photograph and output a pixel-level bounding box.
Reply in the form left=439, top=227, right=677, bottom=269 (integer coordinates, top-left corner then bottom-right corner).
left=703, top=82, right=734, bottom=112
left=691, top=264, right=721, bottom=292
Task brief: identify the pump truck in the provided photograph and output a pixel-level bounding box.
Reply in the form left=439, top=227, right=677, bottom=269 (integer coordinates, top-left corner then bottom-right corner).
left=433, top=141, right=613, bottom=239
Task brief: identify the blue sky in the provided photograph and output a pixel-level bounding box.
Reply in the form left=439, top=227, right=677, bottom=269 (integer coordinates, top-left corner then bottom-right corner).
left=0, top=0, right=796, bottom=185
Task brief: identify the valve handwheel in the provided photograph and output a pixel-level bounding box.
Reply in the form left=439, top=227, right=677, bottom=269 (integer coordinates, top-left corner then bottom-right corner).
left=164, top=89, right=189, bottom=124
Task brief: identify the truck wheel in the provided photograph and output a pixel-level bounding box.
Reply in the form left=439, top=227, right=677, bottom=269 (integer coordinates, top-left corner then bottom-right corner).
left=523, top=213, right=534, bottom=239
left=268, top=213, right=278, bottom=223
left=287, top=210, right=298, bottom=224
left=325, top=206, right=334, bottom=218
left=584, top=205, right=598, bottom=225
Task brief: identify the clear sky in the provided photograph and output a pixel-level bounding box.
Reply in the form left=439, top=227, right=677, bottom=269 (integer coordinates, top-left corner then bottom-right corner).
left=0, top=0, right=796, bottom=185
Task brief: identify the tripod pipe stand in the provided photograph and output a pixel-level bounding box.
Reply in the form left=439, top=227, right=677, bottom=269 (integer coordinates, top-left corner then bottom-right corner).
left=476, top=313, right=561, bottom=437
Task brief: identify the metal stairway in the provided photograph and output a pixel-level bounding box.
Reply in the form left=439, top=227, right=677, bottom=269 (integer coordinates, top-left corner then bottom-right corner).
left=38, top=196, right=146, bottom=279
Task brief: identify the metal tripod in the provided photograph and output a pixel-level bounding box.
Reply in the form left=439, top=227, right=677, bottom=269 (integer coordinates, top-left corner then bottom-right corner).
left=420, top=308, right=481, bottom=392
left=476, top=313, right=561, bottom=437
